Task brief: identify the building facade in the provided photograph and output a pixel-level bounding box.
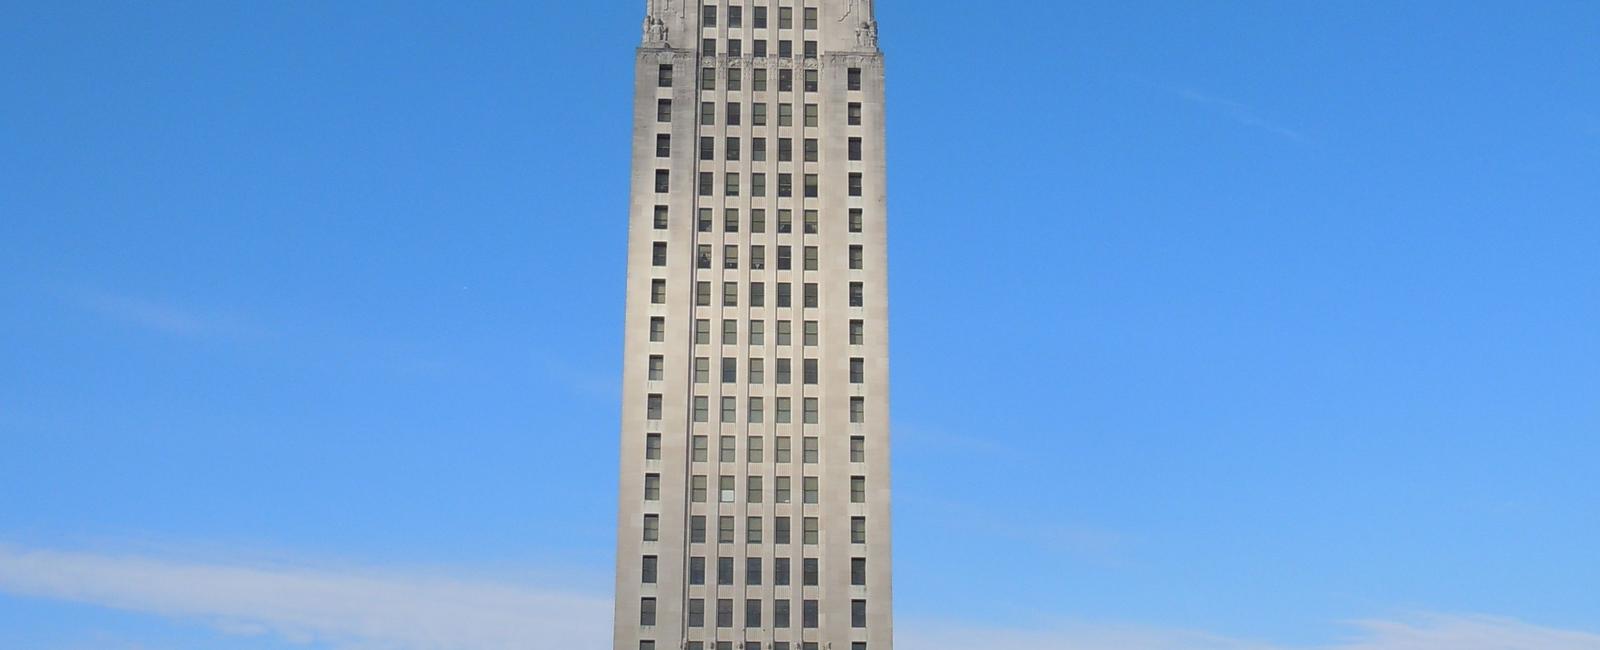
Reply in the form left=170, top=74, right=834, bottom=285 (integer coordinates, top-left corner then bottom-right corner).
left=613, top=1, right=891, bottom=649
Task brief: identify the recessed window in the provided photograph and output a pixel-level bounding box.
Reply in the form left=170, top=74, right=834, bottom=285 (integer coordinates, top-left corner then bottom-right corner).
left=654, top=170, right=670, bottom=193
left=647, top=433, right=662, bottom=460
left=849, top=208, right=863, bottom=233
left=691, top=475, right=707, bottom=502
left=804, top=138, right=818, bottom=162
left=748, top=475, right=763, bottom=503
left=647, top=354, right=664, bottom=380
left=698, top=208, right=714, bottom=232
left=653, top=205, right=668, bottom=229
left=695, top=318, right=711, bottom=344
left=804, top=69, right=818, bottom=92
left=849, top=137, right=863, bottom=161
left=803, top=320, right=818, bottom=346
left=719, top=515, right=735, bottom=543
left=803, top=282, right=818, bottom=308
left=802, top=436, right=819, bottom=463
left=727, top=39, right=742, bottom=58
left=745, top=598, right=762, bottom=627
left=776, top=397, right=791, bottom=423
left=851, top=516, right=867, bottom=543
left=701, top=101, right=715, bottom=126
left=701, top=68, right=716, bottom=91
left=688, top=598, right=704, bottom=627
left=803, top=599, right=819, bottom=628
left=850, top=245, right=864, bottom=269
left=753, top=68, right=767, bottom=91
left=692, top=435, right=708, bottom=462
left=689, top=556, right=705, bottom=584
left=656, top=134, right=670, bottom=157
left=657, top=65, right=673, bottom=88
left=852, top=600, right=867, bottom=628
left=848, top=102, right=862, bottom=125
left=702, top=5, right=717, bottom=27
left=803, top=476, right=819, bottom=504
left=779, top=102, right=793, bottom=126
left=700, top=136, right=715, bottom=160
left=657, top=98, right=672, bottom=122
left=750, top=281, right=765, bottom=307
left=754, top=6, right=767, bottom=28
left=850, top=396, right=865, bottom=423
left=776, top=477, right=791, bottom=504
left=779, top=69, right=793, bottom=92
left=848, top=67, right=863, bottom=91
left=803, top=8, right=818, bottom=30
left=726, top=102, right=741, bottom=126
left=849, top=172, right=863, bottom=196
left=748, top=395, right=764, bottom=421
left=696, top=281, right=712, bottom=306
left=694, top=356, right=710, bottom=383
left=728, top=5, right=742, bottom=28
left=850, top=357, right=865, bottom=383
left=748, top=436, right=763, bottom=462
left=804, top=103, right=817, bottom=127
left=727, top=66, right=741, bottom=90
left=690, top=515, right=706, bottom=543
left=699, top=171, right=714, bottom=196
left=694, top=395, right=709, bottom=422
left=776, top=358, right=791, bottom=384
left=746, top=516, right=762, bottom=542
left=850, top=282, right=864, bottom=307
left=778, top=7, right=793, bottom=29
left=804, top=174, right=818, bottom=198
left=644, top=473, right=661, bottom=500
left=725, top=137, right=740, bottom=161
left=641, top=597, right=657, bottom=625
left=803, top=358, right=818, bottom=384
left=650, top=317, right=665, bottom=342
left=749, top=320, right=764, bottom=345
left=803, top=517, right=819, bottom=545
left=646, top=394, right=662, bottom=419
left=849, top=319, right=864, bottom=345
left=804, top=40, right=817, bottom=59
left=850, top=436, right=865, bottom=462
left=851, top=557, right=867, bottom=585
left=721, top=396, right=736, bottom=423
left=643, top=514, right=659, bottom=541
left=722, top=318, right=738, bottom=343
left=803, top=398, right=818, bottom=424
left=749, top=358, right=765, bottom=384
left=702, top=38, right=716, bottom=56
left=775, top=519, right=790, bottom=547
left=851, top=475, right=866, bottom=502
left=651, top=242, right=667, bottom=267
left=803, top=557, right=819, bottom=586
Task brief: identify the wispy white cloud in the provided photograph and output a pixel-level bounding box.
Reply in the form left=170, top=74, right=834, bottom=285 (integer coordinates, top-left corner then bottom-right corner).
left=903, top=615, right=1600, bottom=650
left=1171, top=87, right=1308, bottom=142
left=3, top=543, right=1598, bottom=650
left=0, top=544, right=610, bottom=650
left=70, top=291, right=256, bottom=337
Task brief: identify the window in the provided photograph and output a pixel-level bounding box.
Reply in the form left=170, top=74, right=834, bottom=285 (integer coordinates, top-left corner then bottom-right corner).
left=849, top=172, right=863, bottom=196
left=651, top=242, right=667, bottom=267
left=753, top=103, right=767, bottom=126
left=746, top=599, right=761, bottom=627
left=778, top=138, right=793, bottom=162
left=803, top=557, right=819, bottom=586
left=804, top=69, right=818, bottom=92
left=700, top=136, right=714, bottom=160
left=689, top=556, right=706, bottom=585
left=643, top=642, right=656, bottom=650
left=753, top=68, right=767, bottom=91
left=719, top=357, right=736, bottom=384
left=803, top=283, right=818, bottom=308
left=697, top=244, right=713, bottom=269
left=803, top=359, right=818, bottom=384
left=728, top=5, right=742, bottom=28
left=696, top=318, right=712, bottom=344
left=722, top=318, right=738, bottom=343
left=726, top=102, right=741, bottom=126
left=702, top=5, right=716, bottom=27
left=777, top=172, right=792, bottom=197
left=803, top=40, right=817, bottom=59
left=852, top=600, right=867, bottom=628
left=749, top=359, right=764, bottom=384
left=851, top=516, right=867, bottom=543
left=804, top=103, right=818, bottom=127
left=646, top=394, right=662, bottom=419
left=848, top=67, right=862, bottom=91
left=776, top=358, right=791, bottom=384
left=779, top=39, right=793, bottom=58
left=720, top=437, right=736, bottom=463
left=777, top=246, right=792, bottom=270
left=803, top=436, right=819, bottom=465
left=696, top=281, right=712, bottom=306
left=804, top=138, right=818, bottom=162
left=804, top=174, right=818, bottom=198
left=749, top=396, right=764, bottom=422
left=849, top=137, right=863, bottom=161
left=688, top=599, right=705, bottom=627
left=718, top=557, right=734, bottom=585
left=657, top=98, right=672, bottom=122
left=748, top=436, right=763, bottom=462
left=848, top=101, right=862, bottom=125
left=749, top=320, right=764, bottom=345
left=850, top=396, right=865, bottom=423
left=654, top=170, right=670, bottom=193
left=776, top=396, right=791, bottom=423
left=852, top=557, right=867, bottom=585
left=655, top=134, right=670, bottom=157
left=803, top=7, right=818, bottom=30
left=803, top=476, right=819, bottom=504
left=747, top=516, right=762, bottom=542
left=702, top=38, right=717, bottom=56
left=699, top=171, right=714, bottom=196
left=775, top=516, right=791, bottom=546
left=748, top=476, right=763, bottom=503
left=754, top=38, right=768, bottom=58
left=776, top=437, right=791, bottom=463
left=723, top=281, right=738, bottom=306
left=849, top=208, right=863, bottom=233
left=653, top=205, right=668, bottom=229
left=776, top=282, right=791, bottom=308
left=778, top=7, right=793, bottom=29
left=642, top=555, right=658, bottom=584
left=803, top=246, right=818, bottom=271
left=721, top=396, right=736, bottom=423
left=849, top=245, right=863, bottom=269
left=726, top=137, right=740, bottom=162
left=701, top=68, right=716, bottom=91
left=719, top=515, right=735, bottom=543
left=775, top=557, right=791, bottom=584
left=641, top=597, right=657, bottom=626
left=693, top=435, right=708, bottom=462
left=691, top=475, right=707, bottom=502
left=850, top=435, right=865, bottom=462
left=690, top=515, right=707, bottom=543
left=751, top=136, right=767, bottom=161
left=753, top=5, right=767, bottom=28
left=725, top=172, right=740, bottom=197
left=644, top=473, right=660, bottom=500
left=776, top=476, right=791, bottom=503
left=803, top=600, right=819, bottom=628
left=694, top=395, right=709, bottom=422
left=803, top=517, right=819, bottom=544
left=803, top=320, right=818, bottom=346
left=695, top=357, right=710, bottom=383
left=747, top=557, right=763, bottom=585
left=850, top=319, right=864, bottom=344
left=774, top=598, right=791, bottom=628
left=643, top=514, right=659, bottom=541
left=851, top=475, right=866, bottom=502
left=701, top=101, right=715, bottom=126
left=647, top=433, right=662, bottom=460
left=699, top=208, right=714, bottom=232
left=850, top=357, right=864, bottom=383
left=752, top=209, right=766, bottom=233
left=657, top=64, right=673, bottom=88
left=777, top=209, right=793, bottom=233
left=776, top=320, right=792, bottom=345
left=804, top=210, right=818, bottom=234
left=727, top=66, right=741, bottom=89
left=778, top=103, right=792, bottom=126
left=752, top=246, right=766, bottom=271
left=850, top=282, right=864, bottom=307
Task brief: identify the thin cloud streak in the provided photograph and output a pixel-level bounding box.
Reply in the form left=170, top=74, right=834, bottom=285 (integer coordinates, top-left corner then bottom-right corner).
left=0, top=544, right=610, bottom=650
left=1171, top=87, right=1309, bottom=142
left=3, top=544, right=1599, bottom=650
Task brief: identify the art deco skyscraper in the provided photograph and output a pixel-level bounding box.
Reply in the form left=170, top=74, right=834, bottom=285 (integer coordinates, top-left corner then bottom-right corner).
left=614, top=1, right=890, bottom=649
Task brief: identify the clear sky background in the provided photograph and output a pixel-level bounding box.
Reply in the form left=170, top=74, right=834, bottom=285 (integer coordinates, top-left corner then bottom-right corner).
left=2, top=1, right=1598, bottom=649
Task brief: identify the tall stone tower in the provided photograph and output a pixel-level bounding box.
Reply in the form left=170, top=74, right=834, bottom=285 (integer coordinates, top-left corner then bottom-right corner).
left=613, top=1, right=890, bottom=649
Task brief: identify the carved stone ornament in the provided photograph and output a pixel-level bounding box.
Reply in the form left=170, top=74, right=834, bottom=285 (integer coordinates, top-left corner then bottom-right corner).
left=642, top=15, right=669, bottom=46
left=856, top=19, right=879, bottom=48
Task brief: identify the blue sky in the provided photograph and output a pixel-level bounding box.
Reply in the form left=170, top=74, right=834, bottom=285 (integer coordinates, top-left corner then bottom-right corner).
left=2, top=1, right=1598, bottom=649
